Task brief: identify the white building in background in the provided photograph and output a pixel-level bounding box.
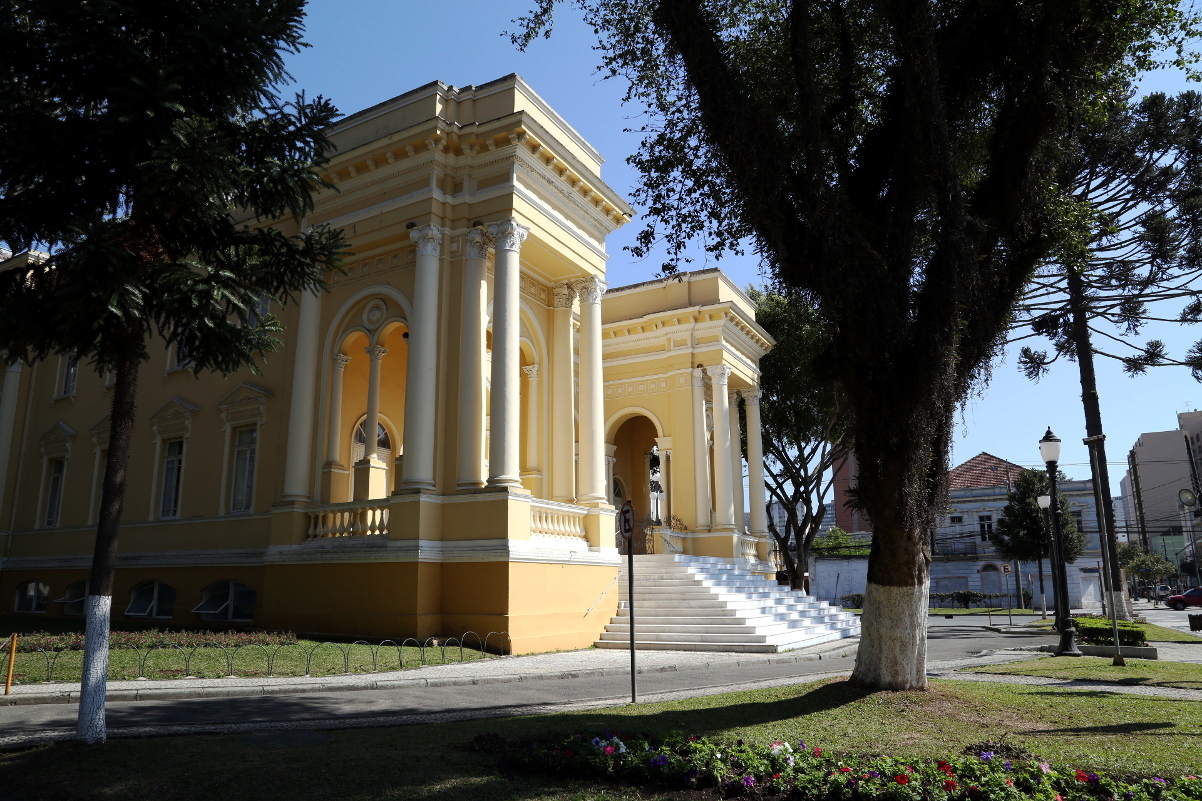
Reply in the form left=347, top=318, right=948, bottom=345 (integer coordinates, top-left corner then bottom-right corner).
left=810, top=452, right=1107, bottom=608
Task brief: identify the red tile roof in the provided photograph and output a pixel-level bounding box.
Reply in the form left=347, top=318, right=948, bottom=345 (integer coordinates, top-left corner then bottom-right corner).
left=948, top=452, right=1026, bottom=490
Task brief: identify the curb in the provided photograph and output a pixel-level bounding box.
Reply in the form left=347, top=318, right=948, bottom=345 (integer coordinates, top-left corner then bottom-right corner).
left=0, top=643, right=860, bottom=706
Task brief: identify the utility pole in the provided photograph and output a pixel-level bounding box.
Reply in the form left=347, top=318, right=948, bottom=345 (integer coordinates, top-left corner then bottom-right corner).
left=1129, top=449, right=1150, bottom=551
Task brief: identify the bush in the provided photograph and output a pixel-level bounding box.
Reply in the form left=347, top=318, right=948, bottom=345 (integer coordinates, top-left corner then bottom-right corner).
left=840, top=594, right=865, bottom=608
left=1074, top=616, right=1148, bottom=647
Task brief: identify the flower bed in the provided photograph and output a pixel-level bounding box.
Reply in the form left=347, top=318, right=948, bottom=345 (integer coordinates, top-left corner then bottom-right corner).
left=509, top=730, right=1202, bottom=799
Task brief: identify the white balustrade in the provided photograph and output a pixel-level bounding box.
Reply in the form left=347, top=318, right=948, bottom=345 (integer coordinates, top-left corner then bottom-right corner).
left=739, top=534, right=761, bottom=563
left=529, top=499, right=588, bottom=547
left=307, top=500, right=390, bottom=539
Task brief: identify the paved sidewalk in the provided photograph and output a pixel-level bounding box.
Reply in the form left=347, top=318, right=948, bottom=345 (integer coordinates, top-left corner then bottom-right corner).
left=0, top=637, right=861, bottom=706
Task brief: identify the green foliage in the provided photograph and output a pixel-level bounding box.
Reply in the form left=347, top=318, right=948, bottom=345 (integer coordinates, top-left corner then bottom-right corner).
left=1118, top=542, right=1146, bottom=569
left=1128, top=551, right=1177, bottom=581
left=812, top=527, right=870, bottom=557
left=991, top=470, right=1087, bottom=564
left=1074, top=616, right=1150, bottom=647
left=0, top=0, right=348, bottom=374
left=840, top=593, right=865, bottom=609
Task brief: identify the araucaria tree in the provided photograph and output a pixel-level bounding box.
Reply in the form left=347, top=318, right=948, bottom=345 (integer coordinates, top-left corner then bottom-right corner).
left=991, top=469, right=1086, bottom=608
left=745, top=287, right=851, bottom=590
left=515, top=0, right=1195, bottom=688
left=1014, top=89, right=1202, bottom=619
left=0, top=0, right=346, bottom=743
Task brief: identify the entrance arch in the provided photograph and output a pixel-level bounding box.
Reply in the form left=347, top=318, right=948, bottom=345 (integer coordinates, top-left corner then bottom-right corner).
left=608, top=412, right=663, bottom=553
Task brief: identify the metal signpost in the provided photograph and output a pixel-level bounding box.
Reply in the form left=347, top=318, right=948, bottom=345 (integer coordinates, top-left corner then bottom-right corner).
left=620, top=500, right=637, bottom=703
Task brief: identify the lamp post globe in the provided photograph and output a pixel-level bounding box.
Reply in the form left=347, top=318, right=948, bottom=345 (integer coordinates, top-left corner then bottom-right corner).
left=1041, top=428, right=1081, bottom=656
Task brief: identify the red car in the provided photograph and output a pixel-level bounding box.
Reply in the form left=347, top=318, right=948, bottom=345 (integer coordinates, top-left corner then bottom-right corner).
left=1167, top=588, right=1202, bottom=610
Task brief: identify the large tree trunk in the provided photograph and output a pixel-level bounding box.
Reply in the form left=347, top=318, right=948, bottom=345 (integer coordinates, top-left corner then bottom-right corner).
left=76, top=350, right=138, bottom=744
left=1065, top=268, right=1131, bottom=619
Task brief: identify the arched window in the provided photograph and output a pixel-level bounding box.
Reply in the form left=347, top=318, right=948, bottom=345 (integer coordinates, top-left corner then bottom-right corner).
left=54, top=580, right=88, bottom=616
left=14, top=581, right=49, bottom=613
left=125, top=580, right=176, bottom=619
left=980, top=563, right=1002, bottom=595
left=353, top=421, right=391, bottom=452
left=192, top=580, right=256, bottom=622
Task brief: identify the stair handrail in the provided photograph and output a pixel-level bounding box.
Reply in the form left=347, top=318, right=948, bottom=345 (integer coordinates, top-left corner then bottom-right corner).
left=584, top=571, right=624, bottom=617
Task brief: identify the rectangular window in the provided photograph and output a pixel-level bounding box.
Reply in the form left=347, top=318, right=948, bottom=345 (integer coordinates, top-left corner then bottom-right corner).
left=229, top=428, right=257, bottom=513
left=160, top=439, right=184, bottom=518
left=949, top=515, right=963, bottom=525
left=173, top=328, right=192, bottom=369
left=978, top=514, right=993, bottom=542
left=44, top=459, right=65, bottom=528
left=60, top=352, right=78, bottom=397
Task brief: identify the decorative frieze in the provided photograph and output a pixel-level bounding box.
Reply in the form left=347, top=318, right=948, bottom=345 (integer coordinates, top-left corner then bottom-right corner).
left=605, top=378, right=671, bottom=399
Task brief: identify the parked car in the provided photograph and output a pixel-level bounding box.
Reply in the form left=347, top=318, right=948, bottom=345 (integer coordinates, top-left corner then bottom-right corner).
left=1167, top=587, right=1202, bottom=611
left=1157, top=584, right=1175, bottom=600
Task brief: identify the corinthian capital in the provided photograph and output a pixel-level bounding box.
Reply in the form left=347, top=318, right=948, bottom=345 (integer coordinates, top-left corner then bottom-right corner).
left=365, top=345, right=389, bottom=361
left=691, top=367, right=706, bottom=387
left=465, top=227, right=490, bottom=260
left=706, top=364, right=732, bottom=386
left=552, top=282, right=577, bottom=309
left=409, top=224, right=442, bottom=257
left=739, top=387, right=763, bottom=405
left=573, top=276, right=607, bottom=305
left=487, top=219, right=529, bottom=252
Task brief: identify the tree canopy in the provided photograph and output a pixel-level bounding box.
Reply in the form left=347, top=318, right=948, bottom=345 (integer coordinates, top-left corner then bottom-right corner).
left=990, top=469, right=1086, bottom=565
left=0, top=0, right=346, bottom=743
left=515, top=0, right=1198, bottom=689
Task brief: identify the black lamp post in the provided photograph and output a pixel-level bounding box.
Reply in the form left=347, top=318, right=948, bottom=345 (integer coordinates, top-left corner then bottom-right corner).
left=1037, top=493, right=1053, bottom=619
left=1040, top=428, right=1082, bottom=656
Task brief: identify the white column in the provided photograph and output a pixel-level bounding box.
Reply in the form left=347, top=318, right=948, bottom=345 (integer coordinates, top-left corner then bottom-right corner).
left=708, top=365, right=734, bottom=529
left=362, top=346, right=387, bottom=460
left=486, top=219, right=528, bottom=488
left=742, top=388, right=769, bottom=537
left=0, top=362, right=22, bottom=515
left=659, top=449, right=673, bottom=526
left=574, top=275, right=607, bottom=503
left=402, top=224, right=442, bottom=491
left=522, top=364, right=539, bottom=471
left=729, top=391, right=746, bottom=533
left=325, top=354, right=351, bottom=463
left=457, top=227, right=488, bottom=490
left=550, top=283, right=577, bottom=502
left=691, top=367, right=711, bottom=529
left=281, top=288, right=322, bottom=502
left=605, top=445, right=617, bottom=503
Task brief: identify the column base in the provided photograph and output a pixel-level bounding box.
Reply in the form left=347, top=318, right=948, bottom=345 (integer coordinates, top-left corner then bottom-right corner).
left=353, top=458, right=389, bottom=501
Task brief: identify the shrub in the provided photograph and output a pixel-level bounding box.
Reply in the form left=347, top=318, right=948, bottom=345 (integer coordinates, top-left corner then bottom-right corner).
left=840, top=594, right=865, bottom=609
left=1074, top=616, right=1148, bottom=647
left=9, top=628, right=296, bottom=653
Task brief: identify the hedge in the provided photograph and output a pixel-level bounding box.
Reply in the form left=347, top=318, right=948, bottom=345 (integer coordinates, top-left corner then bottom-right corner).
left=10, top=628, right=297, bottom=652
left=1073, top=616, right=1148, bottom=647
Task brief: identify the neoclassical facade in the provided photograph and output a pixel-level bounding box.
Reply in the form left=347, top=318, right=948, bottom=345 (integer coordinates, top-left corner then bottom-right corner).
left=0, top=76, right=773, bottom=652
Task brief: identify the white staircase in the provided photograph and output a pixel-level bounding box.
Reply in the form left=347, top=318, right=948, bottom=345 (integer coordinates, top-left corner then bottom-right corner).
left=594, top=554, right=860, bottom=653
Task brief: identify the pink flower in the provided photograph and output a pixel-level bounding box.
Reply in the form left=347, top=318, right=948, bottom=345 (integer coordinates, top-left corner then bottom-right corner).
left=604, top=746, right=615, bottom=754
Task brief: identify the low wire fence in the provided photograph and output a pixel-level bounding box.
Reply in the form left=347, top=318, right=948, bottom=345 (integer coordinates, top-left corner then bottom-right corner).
left=1, top=632, right=512, bottom=686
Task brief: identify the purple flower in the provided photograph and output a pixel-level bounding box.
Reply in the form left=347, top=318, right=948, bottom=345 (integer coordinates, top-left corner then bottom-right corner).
left=737, top=739, right=744, bottom=746
left=1124, top=793, right=1134, bottom=800
left=980, top=752, right=995, bottom=762
left=1154, top=778, right=1168, bottom=786
left=1087, top=773, right=1100, bottom=786
left=650, top=755, right=669, bottom=768
left=846, top=779, right=858, bottom=789
left=685, top=768, right=700, bottom=780
left=1004, top=761, right=1012, bottom=771
left=867, top=771, right=881, bottom=778
left=798, top=739, right=806, bottom=749
left=742, top=776, right=756, bottom=788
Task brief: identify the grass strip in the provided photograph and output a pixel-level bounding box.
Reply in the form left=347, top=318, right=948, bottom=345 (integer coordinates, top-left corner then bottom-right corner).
left=961, top=655, right=1202, bottom=690
left=2, top=677, right=1199, bottom=800
left=1025, top=618, right=1202, bottom=643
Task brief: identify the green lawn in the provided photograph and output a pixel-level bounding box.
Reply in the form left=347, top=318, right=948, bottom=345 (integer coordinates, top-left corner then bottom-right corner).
left=962, top=655, right=1202, bottom=690
left=2, top=677, right=1199, bottom=800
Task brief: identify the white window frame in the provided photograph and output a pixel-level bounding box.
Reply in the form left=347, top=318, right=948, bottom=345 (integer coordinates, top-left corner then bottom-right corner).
left=124, top=580, right=176, bottom=619
left=978, top=513, right=993, bottom=542
left=58, top=351, right=78, bottom=398
left=35, top=422, right=75, bottom=530
left=192, top=580, right=256, bottom=622
left=228, top=427, right=257, bottom=514
left=159, top=439, right=185, bottom=519
left=14, top=580, right=50, bottom=613
left=44, top=458, right=65, bottom=528
left=147, top=398, right=197, bottom=521
left=54, top=580, right=88, bottom=616
left=216, top=383, right=271, bottom=515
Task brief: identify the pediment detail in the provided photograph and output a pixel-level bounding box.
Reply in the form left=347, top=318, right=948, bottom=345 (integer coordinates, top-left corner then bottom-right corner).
left=38, top=422, right=76, bottom=458
left=150, top=397, right=199, bottom=440
left=217, top=383, right=272, bottom=429
left=89, top=415, right=111, bottom=449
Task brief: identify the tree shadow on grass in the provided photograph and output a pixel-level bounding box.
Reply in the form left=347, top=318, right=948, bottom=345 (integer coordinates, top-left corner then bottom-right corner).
left=1018, top=721, right=1175, bottom=736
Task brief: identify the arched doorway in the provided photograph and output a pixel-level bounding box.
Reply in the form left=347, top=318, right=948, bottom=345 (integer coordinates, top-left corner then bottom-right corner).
left=609, top=413, right=662, bottom=554
left=980, top=563, right=1002, bottom=595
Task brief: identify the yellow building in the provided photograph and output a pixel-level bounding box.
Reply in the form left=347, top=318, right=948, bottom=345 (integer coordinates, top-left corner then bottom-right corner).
left=0, top=76, right=783, bottom=654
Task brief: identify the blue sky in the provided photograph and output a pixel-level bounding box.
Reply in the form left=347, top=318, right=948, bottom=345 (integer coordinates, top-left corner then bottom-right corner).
left=285, top=1, right=1202, bottom=491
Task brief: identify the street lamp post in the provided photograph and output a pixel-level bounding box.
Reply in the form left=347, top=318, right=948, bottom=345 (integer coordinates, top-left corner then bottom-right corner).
left=1041, top=428, right=1082, bottom=657
left=1038, top=493, right=1052, bottom=620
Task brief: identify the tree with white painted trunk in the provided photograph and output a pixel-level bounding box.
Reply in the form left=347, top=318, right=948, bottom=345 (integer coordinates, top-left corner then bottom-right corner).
left=0, top=0, right=346, bottom=742
left=513, top=0, right=1197, bottom=689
